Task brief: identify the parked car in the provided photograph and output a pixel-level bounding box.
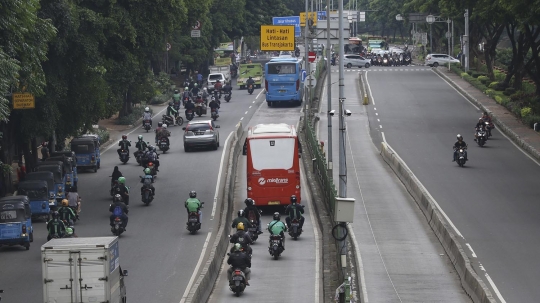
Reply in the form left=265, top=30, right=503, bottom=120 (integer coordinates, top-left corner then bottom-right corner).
left=425, top=54, right=460, bottom=67
left=342, top=54, right=371, bottom=68
left=183, top=120, right=220, bottom=152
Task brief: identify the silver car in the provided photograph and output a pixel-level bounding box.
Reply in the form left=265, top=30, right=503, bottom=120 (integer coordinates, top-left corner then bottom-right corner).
left=183, top=120, right=220, bottom=151
left=425, top=54, right=460, bottom=67
left=342, top=54, right=371, bottom=68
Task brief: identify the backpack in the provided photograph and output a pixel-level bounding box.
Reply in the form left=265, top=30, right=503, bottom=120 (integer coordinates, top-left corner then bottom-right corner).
left=147, top=152, right=156, bottom=162
left=113, top=205, right=123, bottom=217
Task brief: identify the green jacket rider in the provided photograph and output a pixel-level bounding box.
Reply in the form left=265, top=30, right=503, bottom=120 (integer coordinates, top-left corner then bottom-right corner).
left=172, top=90, right=181, bottom=103
left=47, top=211, right=66, bottom=240
left=58, top=199, right=76, bottom=223
left=267, top=212, right=287, bottom=249
left=231, top=210, right=252, bottom=229
left=185, top=190, right=202, bottom=221
left=167, top=102, right=178, bottom=117
left=135, top=135, right=148, bottom=151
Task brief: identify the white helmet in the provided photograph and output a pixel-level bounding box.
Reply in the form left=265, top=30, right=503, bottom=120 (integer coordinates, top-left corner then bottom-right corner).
left=203, top=87, right=208, bottom=92
left=163, top=124, right=167, bottom=129
left=145, top=107, right=150, bottom=112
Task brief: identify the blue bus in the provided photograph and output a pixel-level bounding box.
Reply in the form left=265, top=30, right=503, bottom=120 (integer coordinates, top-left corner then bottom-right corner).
left=264, top=58, right=304, bottom=107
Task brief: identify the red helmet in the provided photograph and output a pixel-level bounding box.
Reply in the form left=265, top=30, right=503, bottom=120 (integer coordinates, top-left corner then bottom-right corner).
left=122, top=135, right=127, bottom=140
left=148, top=162, right=154, bottom=167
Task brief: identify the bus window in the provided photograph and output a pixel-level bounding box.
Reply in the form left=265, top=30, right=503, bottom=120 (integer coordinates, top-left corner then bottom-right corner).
left=267, top=63, right=296, bottom=74
left=250, top=138, right=295, bottom=170
left=242, top=138, right=248, bottom=155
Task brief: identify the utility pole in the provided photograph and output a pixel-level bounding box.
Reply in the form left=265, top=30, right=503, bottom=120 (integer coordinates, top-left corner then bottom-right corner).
left=304, top=0, right=310, bottom=126
left=464, top=9, right=469, bottom=72
left=326, top=0, right=333, bottom=175
left=338, top=2, right=346, bottom=196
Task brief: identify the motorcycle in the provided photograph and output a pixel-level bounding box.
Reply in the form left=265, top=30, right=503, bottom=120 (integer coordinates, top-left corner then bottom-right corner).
left=247, top=219, right=258, bottom=242
left=476, top=128, right=487, bottom=147
left=62, top=220, right=76, bottom=238
left=211, top=108, right=219, bottom=121
left=228, top=265, right=247, bottom=297
left=454, top=147, right=468, bottom=167
left=173, top=101, right=181, bottom=111
left=268, top=234, right=284, bottom=259
left=229, top=234, right=253, bottom=256
left=288, top=218, right=302, bottom=240
left=143, top=119, right=152, bottom=132
left=162, top=114, right=183, bottom=127
left=140, top=176, right=154, bottom=206
left=186, top=110, right=195, bottom=121
left=195, top=99, right=207, bottom=117
left=485, top=121, right=494, bottom=138
left=186, top=206, right=203, bottom=234
left=110, top=179, right=120, bottom=196
left=134, top=150, right=145, bottom=166
left=119, top=149, right=129, bottom=164
left=182, top=96, right=190, bottom=107
left=158, top=137, right=169, bottom=153
left=247, top=84, right=254, bottom=95
left=213, top=90, right=222, bottom=101
left=111, top=217, right=125, bottom=236
left=224, top=91, right=231, bottom=102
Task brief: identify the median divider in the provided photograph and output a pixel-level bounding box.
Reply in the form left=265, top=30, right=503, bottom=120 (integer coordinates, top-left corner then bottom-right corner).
left=185, top=122, right=244, bottom=303
left=380, top=142, right=496, bottom=303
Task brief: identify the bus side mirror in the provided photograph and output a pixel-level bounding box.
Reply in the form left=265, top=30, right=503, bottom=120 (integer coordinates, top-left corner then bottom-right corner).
left=242, top=139, right=247, bottom=155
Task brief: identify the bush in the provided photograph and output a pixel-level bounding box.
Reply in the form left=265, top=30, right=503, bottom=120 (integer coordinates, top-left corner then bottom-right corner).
left=522, top=114, right=540, bottom=128
left=149, top=93, right=171, bottom=105
left=494, top=95, right=503, bottom=104
left=504, top=87, right=516, bottom=96
left=467, top=70, right=473, bottom=76
left=116, top=106, right=148, bottom=125
left=488, top=81, right=506, bottom=91
left=472, top=72, right=481, bottom=78
left=521, top=107, right=532, bottom=118
left=478, top=75, right=489, bottom=84
left=461, top=72, right=469, bottom=78
left=94, top=128, right=110, bottom=144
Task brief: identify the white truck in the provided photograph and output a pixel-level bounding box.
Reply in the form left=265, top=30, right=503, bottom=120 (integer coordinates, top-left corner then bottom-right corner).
left=41, top=237, right=128, bottom=303
left=207, top=66, right=230, bottom=88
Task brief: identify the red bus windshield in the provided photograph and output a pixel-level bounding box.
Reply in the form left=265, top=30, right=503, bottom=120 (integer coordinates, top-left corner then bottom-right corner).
left=245, top=131, right=301, bottom=206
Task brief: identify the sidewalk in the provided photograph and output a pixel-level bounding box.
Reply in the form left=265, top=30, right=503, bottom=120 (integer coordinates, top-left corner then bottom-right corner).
left=434, top=68, right=540, bottom=161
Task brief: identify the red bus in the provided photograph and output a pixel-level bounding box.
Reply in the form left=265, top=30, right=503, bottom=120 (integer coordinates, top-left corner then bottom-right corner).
left=242, top=124, right=301, bottom=206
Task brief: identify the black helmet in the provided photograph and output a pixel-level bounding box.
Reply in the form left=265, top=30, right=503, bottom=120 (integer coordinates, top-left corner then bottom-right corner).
left=244, top=198, right=254, bottom=206
left=158, top=122, right=163, bottom=127
left=189, top=190, right=197, bottom=198
left=273, top=212, right=281, bottom=221
left=290, top=195, right=297, bottom=204
left=238, top=209, right=245, bottom=217
left=51, top=211, right=59, bottom=219
left=169, top=102, right=173, bottom=106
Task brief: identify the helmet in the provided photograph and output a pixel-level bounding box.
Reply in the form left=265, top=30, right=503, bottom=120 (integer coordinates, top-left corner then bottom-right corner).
left=185, top=87, right=189, bottom=90
left=234, top=243, right=242, bottom=252
left=244, top=198, right=254, bottom=206
left=194, top=83, right=198, bottom=87
left=122, top=135, right=127, bottom=140
left=118, top=177, right=126, bottom=184
left=174, top=89, right=179, bottom=93
left=61, top=199, right=69, bottom=207
left=138, top=135, right=143, bottom=141
left=290, top=195, right=297, bottom=204
left=144, top=168, right=151, bottom=174
left=479, top=118, right=484, bottom=122
left=163, top=124, right=167, bottom=129
left=216, top=79, right=220, bottom=82
left=189, top=190, right=197, bottom=198
left=114, top=194, right=122, bottom=202
left=273, top=212, right=281, bottom=221
left=238, top=209, right=245, bottom=217
left=249, top=76, right=252, bottom=79
left=148, top=162, right=154, bottom=167
left=51, top=211, right=59, bottom=219
left=145, top=107, right=150, bottom=112
left=169, top=102, right=173, bottom=106
left=457, top=134, right=463, bottom=141
left=237, top=222, right=245, bottom=231
left=203, top=87, right=208, bottom=92
left=158, top=122, right=163, bottom=127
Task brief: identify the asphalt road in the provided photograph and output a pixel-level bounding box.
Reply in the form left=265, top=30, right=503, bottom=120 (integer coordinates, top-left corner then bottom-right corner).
left=319, top=68, right=470, bottom=302
left=364, top=66, right=540, bottom=302
left=0, top=83, right=268, bottom=303
left=208, top=98, right=322, bottom=302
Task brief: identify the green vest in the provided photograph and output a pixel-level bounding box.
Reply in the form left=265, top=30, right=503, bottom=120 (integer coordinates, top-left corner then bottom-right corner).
left=185, top=198, right=201, bottom=212
left=268, top=220, right=286, bottom=235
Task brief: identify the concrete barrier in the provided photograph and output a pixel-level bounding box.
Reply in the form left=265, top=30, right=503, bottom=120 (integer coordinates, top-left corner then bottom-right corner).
left=184, top=122, right=244, bottom=303
left=380, top=142, right=496, bottom=303
left=434, top=68, right=540, bottom=163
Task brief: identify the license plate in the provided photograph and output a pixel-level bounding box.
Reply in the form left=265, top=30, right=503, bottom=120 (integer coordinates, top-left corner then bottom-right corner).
left=278, top=90, right=286, bottom=93
left=233, top=276, right=242, bottom=281
left=195, top=132, right=204, bottom=135
left=292, top=223, right=299, bottom=227
left=189, top=218, right=198, bottom=223
left=268, top=201, right=280, bottom=205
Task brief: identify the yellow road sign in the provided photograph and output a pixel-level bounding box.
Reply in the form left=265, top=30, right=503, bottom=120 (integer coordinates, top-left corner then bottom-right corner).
left=300, top=12, right=317, bottom=26
left=215, top=57, right=231, bottom=66
left=12, top=93, right=35, bottom=109
left=260, top=25, right=295, bottom=51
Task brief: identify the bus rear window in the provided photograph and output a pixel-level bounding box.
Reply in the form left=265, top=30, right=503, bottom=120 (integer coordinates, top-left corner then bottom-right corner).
left=249, top=138, right=295, bottom=170
left=267, top=64, right=296, bottom=75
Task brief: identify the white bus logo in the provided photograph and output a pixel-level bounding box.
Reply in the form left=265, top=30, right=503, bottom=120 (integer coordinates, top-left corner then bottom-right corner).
left=259, top=177, right=288, bottom=185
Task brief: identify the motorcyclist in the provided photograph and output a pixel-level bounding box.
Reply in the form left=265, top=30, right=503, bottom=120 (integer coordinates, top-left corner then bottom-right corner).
left=202, top=87, right=210, bottom=104
left=227, top=243, right=252, bottom=286
left=480, top=111, right=494, bottom=137
left=166, top=102, right=179, bottom=118
left=229, top=222, right=253, bottom=255
left=267, top=212, right=287, bottom=250
left=185, top=99, right=196, bottom=118
left=182, top=87, right=192, bottom=106
left=154, top=122, right=163, bottom=144
left=474, top=118, right=487, bottom=142
left=109, top=194, right=129, bottom=229
left=46, top=211, right=66, bottom=241
left=58, top=199, right=77, bottom=226
left=209, top=97, right=220, bottom=116
left=222, top=81, right=233, bottom=96
left=243, top=198, right=262, bottom=234
left=172, top=89, right=181, bottom=106
left=185, top=190, right=202, bottom=223
left=196, top=71, right=203, bottom=87
left=117, top=135, right=131, bottom=157
left=117, top=177, right=130, bottom=205
left=157, top=124, right=170, bottom=147
left=140, top=168, right=155, bottom=196
left=284, top=195, right=305, bottom=230
left=231, top=210, right=252, bottom=230
left=145, top=146, right=160, bottom=172
left=134, top=135, right=148, bottom=159
left=245, top=76, right=255, bottom=88
left=111, top=166, right=123, bottom=189
left=142, top=107, right=152, bottom=128
left=190, top=83, right=201, bottom=96
left=452, top=134, right=468, bottom=162
left=66, top=187, right=81, bottom=218
left=214, top=80, right=223, bottom=98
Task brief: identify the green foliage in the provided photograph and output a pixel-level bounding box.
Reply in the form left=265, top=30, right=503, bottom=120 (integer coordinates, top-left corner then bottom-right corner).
left=522, top=115, right=540, bottom=128
left=521, top=107, right=532, bottom=118
left=149, top=94, right=172, bottom=105
left=494, top=95, right=503, bottom=104
left=116, top=106, right=146, bottom=125
left=504, top=87, right=517, bottom=96
left=95, top=128, right=110, bottom=144
left=478, top=75, right=489, bottom=84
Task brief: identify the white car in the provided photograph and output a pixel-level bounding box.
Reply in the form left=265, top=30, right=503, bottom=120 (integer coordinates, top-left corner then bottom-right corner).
left=207, top=73, right=226, bottom=87
left=342, top=54, right=371, bottom=68
left=425, top=54, right=460, bottom=67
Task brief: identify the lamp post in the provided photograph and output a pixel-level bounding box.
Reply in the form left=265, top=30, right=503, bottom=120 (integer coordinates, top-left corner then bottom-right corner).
left=426, top=14, right=435, bottom=53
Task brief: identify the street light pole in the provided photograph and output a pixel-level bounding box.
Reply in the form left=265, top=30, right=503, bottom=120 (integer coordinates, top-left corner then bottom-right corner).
left=326, top=0, right=333, bottom=174
left=338, top=0, right=346, bottom=198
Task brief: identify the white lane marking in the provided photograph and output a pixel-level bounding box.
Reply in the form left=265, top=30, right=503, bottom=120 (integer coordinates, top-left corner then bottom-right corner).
left=244, top=111, right=248, bottom=114
left=365, top=72, right=375, bottom=106
left=103, top=106, right=168, bottom=153
left=375, top=113, right=378, bottom=116
left=348, top=226, right=369, bottom=302
left=252, top=101, right=256, bottom=103
left=381, top=132, right=387, bottom=143
left=377, top=119, right=380, bottom=122
left=486, top=273, right=507, bottom=303
left=256, top=89, right=264, bottom=99
left=240, top=117, right=244, bottom=121
left=374, top=108, right=376, bottom=111
left=249, top=106, right=252, bottom=109
left=179, top=232, right=212, bottom=303
left=465, top=243, right=477, bottom=258
left=379, top=125, right=382, bottom=129
left=211, top=132, right=234, bottom=220
left=301, top=170, right=321, bottom=303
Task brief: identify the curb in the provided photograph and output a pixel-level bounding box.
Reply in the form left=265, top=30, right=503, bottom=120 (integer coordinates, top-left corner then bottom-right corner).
left=380, top=142, right=496, bottom=303
left=184, top=123, right=243, bottom=303
left=433, top=68, right=540, bottom=163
